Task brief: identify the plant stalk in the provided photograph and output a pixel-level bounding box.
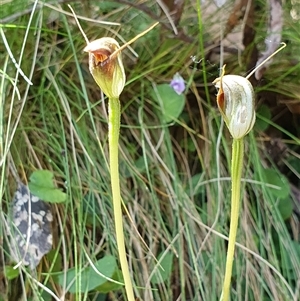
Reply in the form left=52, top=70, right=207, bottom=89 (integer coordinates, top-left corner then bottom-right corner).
left=221, top=138, right=244, bottom=301
left=108, top=97, right=135, bottom=301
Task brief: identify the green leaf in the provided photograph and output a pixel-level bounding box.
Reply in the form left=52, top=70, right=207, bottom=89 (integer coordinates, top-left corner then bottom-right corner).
left=41, top=286, right=54, bottom=301
left=151, top=252, right=173, bottom=284
left=255, top=105, right=271, bottom=132
left=288, top=156, right=300, bottom=175
left=56, top=255, right=119, bottom=293
left=186, top=173, right=205, bottom=197
left=152, top=84, right=185, bottom=124
left=98, top=1, right=121, bottom=12
left=261, top=168, right=290, bottom=199
left=93, top=295, right=107, bottom=301
left=4, top=265, right=19, bottom=280
left=45, top=250, right=62, bottom=272
left=28, top=170, right=66, bottom=203
left=95, top=269, right=123, bottom=293
left=277, top=197, right=293, bottom=220
left=280, top=241, right=300, bottom=280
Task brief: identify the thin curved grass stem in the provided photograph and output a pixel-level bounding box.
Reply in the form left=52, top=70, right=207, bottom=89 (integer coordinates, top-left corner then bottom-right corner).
left=221, top=138, right=244, bottom=301
left=109, top=97, right=135, bottom=301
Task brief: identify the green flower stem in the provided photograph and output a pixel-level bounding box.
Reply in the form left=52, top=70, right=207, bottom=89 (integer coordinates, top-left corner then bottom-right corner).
left=222, top=138, right=244, bottom=301
left=108, top=96, right=135, bottom=301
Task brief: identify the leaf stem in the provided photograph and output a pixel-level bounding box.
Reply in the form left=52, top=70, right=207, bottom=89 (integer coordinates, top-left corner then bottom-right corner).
left=221, top=138, right=244, bottom=301
left=109, top=97, right=135, bottom=301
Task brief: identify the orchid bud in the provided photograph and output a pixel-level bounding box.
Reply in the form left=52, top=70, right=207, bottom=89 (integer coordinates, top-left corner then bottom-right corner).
left=84, top=38, right=126, bottom=99
left=213, top=66, right=256, bottom=139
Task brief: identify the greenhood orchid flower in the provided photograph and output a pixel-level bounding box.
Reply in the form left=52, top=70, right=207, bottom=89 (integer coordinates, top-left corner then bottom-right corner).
left=213, top=65, right=256, bottom=139
left=84, top=38, right=126, bottom=99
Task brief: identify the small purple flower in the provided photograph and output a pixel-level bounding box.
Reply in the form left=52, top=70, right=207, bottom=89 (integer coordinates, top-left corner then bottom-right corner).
left=170, top=73, right=185, bottom=95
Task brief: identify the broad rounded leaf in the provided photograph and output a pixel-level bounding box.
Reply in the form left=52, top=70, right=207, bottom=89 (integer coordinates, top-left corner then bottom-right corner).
left=29, top=170, right=66, bottom=203
left=262, top=168, right=290, bottom=199
left=277, top=197, right=293, bottom=220
left=152, top=84, right=185, bottom=124
left=255, top=105, right=271, bottom=132
left=151, top=252, right=173, bottom=284
left=95, top=269, right=123, bottom=293
left=56, top=255, right=119, bottom=293
left=4, top=266, right=19, bottom=280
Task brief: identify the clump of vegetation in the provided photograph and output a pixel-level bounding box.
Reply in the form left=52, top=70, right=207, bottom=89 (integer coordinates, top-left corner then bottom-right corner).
left=1, top=1, right=300, bottom=301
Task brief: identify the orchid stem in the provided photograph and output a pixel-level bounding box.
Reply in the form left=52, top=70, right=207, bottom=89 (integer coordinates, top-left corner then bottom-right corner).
left=221, top=138, right=244, bottom=301
left=109, top=96, right=135, bottom=301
